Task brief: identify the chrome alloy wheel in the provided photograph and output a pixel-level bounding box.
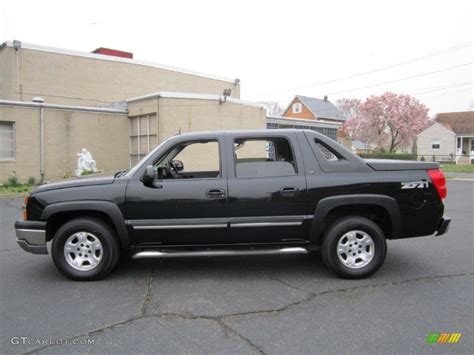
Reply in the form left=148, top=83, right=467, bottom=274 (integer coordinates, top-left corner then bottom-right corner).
left=336, top=230, right=375, bottom=269
left=64, top=232, right=103, bottom=271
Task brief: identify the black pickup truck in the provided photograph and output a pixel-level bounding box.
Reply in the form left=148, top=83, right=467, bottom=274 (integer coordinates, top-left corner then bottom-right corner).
left=15, top=129, right=450, bottom=280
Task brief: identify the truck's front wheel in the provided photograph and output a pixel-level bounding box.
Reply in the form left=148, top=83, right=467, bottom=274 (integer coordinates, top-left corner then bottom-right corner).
left=321, top=216, right=387, bottom=279
left=51, top=218, right=120, bottom=281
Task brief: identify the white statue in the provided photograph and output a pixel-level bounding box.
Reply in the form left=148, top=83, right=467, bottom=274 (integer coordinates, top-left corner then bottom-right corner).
left=75, top=148, right=97, bottom=176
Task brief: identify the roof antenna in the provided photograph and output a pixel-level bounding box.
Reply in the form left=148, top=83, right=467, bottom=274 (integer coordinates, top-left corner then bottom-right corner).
left=177, top=127, right=182, bottom=135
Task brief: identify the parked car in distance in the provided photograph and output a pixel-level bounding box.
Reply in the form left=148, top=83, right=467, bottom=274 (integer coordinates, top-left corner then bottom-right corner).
left=15, top=129, right=450, bottom=280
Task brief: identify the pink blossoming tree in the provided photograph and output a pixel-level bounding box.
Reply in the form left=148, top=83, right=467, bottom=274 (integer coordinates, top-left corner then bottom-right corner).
left=339, top=92, right=430, bottom=153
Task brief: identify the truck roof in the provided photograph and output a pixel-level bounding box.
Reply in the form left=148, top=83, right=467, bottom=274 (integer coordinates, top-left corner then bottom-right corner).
left=169, top=128, right=318, bottom=138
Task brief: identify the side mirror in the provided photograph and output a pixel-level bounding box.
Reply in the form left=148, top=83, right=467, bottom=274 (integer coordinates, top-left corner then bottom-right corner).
left=171, top=160, right=184, bottom=171
left=141, top=165, right=155, bottom=185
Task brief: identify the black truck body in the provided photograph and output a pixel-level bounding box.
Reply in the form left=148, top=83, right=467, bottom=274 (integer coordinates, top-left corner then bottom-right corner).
left=15, top=129, right=450, bottom=280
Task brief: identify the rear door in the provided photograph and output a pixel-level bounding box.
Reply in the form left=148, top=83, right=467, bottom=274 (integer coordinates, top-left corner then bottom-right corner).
left=225, top=131, right=308, bottom=244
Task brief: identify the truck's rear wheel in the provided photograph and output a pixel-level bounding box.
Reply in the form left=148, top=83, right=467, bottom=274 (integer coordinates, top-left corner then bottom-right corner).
left=321, top=216, right=387, bottom=279
left=51, top=218, right=120, bottom=281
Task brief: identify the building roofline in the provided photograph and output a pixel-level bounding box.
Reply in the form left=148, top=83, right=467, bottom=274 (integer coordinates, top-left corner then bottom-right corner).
left=281, top=95, right=346, bottom=121
left=282, top=95, right=324, bottom=118
left=126, top=91, right=265, bottom=109
left=2, top=40, right=237, bottom=84
left=281, top=96, right=311, bottom=117
left=417, top=121, right=456, bottom=137
left=0, top=99, right=128, bottom=114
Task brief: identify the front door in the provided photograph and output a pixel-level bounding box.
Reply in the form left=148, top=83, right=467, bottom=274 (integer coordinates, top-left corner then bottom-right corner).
left=226, top=132, right=308, bottom=244
left=125, top=137, right=228, bottom=246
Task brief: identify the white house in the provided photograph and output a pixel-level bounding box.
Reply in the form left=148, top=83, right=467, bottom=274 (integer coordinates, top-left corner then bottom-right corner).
left=417, top=111, right=474, bottom=164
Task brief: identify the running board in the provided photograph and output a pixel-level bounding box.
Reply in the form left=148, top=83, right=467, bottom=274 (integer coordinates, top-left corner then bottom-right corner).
left=132, top=247, right=308, bottom=259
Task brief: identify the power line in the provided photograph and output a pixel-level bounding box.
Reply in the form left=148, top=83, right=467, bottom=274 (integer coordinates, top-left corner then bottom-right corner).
left=251, top=41, right=472, bottom=97
left=259, top=80, right=474, bottom=105
left=417, top=86, right=472, bottom=99
left=404, top=81, right=473, bottom=94
left=328, top=62, right=473, bottom=96
left=409, top=82, right=472, bottom=95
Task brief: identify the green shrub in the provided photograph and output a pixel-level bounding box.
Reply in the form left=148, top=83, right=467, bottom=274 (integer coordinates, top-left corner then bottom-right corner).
left=81, top=169, right=94, bottom=176
left=7, top=176, right=20, bottom=187
left=63, top=171, right=74, bottom=179
left=27, top=176, right=36, bottom=185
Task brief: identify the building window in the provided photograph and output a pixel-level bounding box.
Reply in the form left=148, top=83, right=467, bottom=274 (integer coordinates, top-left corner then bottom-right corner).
left=431, top=138, right=440, bottom=150
left=129, top=114, right=158, bottom=167
left=292, top=103, right=302, bottom=114
left=0, top=121, right=15, bottom=160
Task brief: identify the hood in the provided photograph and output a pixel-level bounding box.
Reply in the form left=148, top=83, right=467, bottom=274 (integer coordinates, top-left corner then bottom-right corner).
left=32, top=175, right=115, bottom=193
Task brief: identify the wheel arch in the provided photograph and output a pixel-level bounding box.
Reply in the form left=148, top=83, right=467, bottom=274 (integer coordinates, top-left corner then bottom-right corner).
left=42, top=201, right=130, bottom=249
left=311, top=194, right=401, bottom=244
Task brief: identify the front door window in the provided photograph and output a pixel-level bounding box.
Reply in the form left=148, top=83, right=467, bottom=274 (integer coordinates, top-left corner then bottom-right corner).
left=155, top=140, right=221, bottom=180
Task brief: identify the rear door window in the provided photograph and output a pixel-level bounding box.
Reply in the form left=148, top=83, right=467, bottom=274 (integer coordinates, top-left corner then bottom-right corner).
left=233, top=137, right=297, bottom=178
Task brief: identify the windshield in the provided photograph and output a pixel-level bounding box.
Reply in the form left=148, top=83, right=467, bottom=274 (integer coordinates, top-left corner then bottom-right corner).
left=123, top=138, right=172, bottom=178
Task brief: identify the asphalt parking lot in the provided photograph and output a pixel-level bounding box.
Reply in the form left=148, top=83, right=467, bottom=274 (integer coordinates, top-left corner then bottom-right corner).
left=0, top=180, right=472, bottom=354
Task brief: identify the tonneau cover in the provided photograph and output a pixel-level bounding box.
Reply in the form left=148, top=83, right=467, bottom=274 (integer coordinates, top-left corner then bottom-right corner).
left=364, top=159, right=439, bottom=171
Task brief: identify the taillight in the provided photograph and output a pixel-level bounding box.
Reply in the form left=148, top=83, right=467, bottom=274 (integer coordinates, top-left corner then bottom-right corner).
left=22, top=194, right=29, bottom=220
left=427, top=169, right=447, bottom=200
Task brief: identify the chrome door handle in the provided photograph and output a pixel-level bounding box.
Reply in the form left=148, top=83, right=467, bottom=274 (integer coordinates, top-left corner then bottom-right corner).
left=206, top=189, right=226, bottom=199
left=280, top=187, right=298, bottom=197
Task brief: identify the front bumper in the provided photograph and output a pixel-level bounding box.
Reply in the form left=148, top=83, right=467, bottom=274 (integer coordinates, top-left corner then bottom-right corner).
left=15, top=220, right=48, bottom=254
left=435, top=216, right=451, bottom=236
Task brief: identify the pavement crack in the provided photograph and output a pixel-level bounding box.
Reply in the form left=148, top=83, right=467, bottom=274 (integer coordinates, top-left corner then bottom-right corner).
left=220, top=272, right=473, bottom=320
left=25, top=272, right=472, bottom=354
left=314, top=272, right=474, bottom=299
left=268, top=275, right=315, bottom=295
left=216, top=318, right=265, bottom=354
left=221, top=293, right=315, bottom=319
left=142, top=313, right=266, bottom=354
left=141, top=265, right=155, bottom=316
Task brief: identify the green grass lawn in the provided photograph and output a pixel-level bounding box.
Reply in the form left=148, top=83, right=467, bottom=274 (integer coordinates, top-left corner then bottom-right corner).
left=0, top=184, right=35, bottom=196
left=440, top=164, right=474, bottom=173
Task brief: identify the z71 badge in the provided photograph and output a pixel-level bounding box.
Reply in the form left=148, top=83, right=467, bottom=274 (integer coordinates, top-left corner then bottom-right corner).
left=401, top=181, right=429, bottom=189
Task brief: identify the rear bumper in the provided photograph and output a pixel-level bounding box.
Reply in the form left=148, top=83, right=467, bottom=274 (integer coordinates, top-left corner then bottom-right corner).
left=14, top=220, right=48, bottom=254
left=435, top=216, right=451, bottom=236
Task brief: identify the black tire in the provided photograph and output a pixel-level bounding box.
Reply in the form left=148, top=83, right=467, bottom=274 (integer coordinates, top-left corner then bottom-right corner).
left=51, top=218, right=120, bottom=281
left=321, top=216, right=387, bottom=279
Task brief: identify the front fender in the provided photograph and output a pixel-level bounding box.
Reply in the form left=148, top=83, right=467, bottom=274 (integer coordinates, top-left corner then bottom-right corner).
left=41, top=201, right=130, bottom=248
left=311, top=194, right=401, bottom=243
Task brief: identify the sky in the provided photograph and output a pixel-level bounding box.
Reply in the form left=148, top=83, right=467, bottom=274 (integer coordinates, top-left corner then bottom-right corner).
left=1, top=0, right=472, bottom=115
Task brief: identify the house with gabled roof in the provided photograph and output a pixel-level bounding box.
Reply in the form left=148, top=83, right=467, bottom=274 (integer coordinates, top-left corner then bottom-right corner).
left=416, top=111, right=474, bottom=164
left=281, top=95, right=346, bottom=123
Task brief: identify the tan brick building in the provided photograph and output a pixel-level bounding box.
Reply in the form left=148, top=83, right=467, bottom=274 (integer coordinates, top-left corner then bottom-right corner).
left=0, top=41, right=265, bottom=182
left=0, top=41, right=240, bottom=105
